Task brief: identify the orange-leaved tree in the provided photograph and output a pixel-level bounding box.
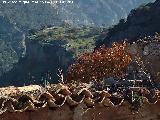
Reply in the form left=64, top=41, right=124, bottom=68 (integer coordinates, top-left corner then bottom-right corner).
left=66, top=42, right=132, bottom=83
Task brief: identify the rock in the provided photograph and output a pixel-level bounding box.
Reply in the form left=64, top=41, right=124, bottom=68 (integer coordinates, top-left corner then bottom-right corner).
left=0, top=39, right=74, bottom=86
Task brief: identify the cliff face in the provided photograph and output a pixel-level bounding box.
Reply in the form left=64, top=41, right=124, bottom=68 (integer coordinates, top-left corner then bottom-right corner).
left=0, top=16, right=69, bottom=86
left=0, top=39, right=73, bottom=86
left=98, top=0, right=160, bottom=46
left=0, top=26, right=104, bottom=87
left=0, top=0, right=61, bottom=81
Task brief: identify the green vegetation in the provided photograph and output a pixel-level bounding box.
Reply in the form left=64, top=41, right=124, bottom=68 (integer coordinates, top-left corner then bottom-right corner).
left=0, top=1, right=60, bottom=30
left=28, top=25, right=103, bottom=57
left=0, top=40, right=18, bottom=76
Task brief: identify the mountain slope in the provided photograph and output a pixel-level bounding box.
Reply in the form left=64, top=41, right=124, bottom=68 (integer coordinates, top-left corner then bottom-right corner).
left=0, top=0, right=61, bottom=31
left=97, top=0, right=160, bottom=46
left=0, top=0, right=155, bottom=30
left=57, top=0, right=155, bottom=26
left=0, top=15, right=25, bottom=76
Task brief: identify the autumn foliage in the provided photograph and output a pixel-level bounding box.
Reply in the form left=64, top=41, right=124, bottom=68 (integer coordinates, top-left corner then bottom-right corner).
left=66, top=42, right=132, bottom=83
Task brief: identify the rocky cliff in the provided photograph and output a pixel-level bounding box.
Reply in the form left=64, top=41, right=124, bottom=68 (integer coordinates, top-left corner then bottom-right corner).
left=97, top=0, right=160, bottom=47
left=0, top=38, right=73, bottom=86
left=0, top=26, right=103, bottom=86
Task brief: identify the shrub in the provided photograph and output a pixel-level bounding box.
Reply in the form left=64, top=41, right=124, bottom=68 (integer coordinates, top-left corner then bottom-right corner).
left=66, top=42, right=132, bottom=83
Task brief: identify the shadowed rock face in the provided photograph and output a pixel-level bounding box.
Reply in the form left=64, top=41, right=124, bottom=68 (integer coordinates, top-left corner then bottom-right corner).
left=0, top=39, right=73, bottom=87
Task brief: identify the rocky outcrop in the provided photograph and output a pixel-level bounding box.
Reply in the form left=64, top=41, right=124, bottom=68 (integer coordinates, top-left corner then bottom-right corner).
left=97, top=0, right=160, bottom=46
left=0, top=39, right=73, bottom=86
